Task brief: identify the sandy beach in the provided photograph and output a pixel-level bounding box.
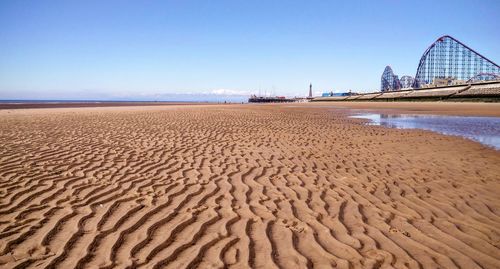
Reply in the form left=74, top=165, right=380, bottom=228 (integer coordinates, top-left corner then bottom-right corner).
left=0, top=103, right=499, bottom=269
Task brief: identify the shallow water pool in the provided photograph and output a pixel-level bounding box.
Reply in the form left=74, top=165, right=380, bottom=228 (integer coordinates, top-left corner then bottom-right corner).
left=351, top=113, right=500, bottom=150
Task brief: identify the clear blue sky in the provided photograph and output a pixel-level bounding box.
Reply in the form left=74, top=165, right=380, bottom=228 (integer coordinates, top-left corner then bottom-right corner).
left=1, top=0, right=499, bottom=100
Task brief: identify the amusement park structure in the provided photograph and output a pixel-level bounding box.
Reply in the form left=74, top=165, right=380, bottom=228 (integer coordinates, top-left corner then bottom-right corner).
left=466, top=73, right=500, bottom=83
left=380, top=66, right=401, bottom=92
left=381, top=35, right=500, bottom=91
left=399, top=76, right=414, bottom=88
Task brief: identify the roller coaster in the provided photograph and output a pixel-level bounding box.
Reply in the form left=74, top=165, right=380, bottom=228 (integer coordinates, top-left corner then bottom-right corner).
left=413, top=35, right=500, bottom=88
left=381, top=66, right=401, bottom=92
left=381, top=35, right=500, bottom=91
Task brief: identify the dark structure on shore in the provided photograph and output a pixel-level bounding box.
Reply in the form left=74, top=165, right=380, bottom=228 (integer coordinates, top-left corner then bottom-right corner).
left=248, top=84, right=313, bottom=103
left=381, top=35, right=500, bottom=91
left=248, top=95, right=296, bottom=103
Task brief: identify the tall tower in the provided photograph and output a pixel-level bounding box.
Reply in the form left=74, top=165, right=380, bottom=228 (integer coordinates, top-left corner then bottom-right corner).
left=308, top=83, right=312, bottom=98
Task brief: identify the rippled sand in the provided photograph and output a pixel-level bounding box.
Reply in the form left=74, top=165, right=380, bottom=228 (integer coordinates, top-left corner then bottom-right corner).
left=0, top=104, right=499, bottom=268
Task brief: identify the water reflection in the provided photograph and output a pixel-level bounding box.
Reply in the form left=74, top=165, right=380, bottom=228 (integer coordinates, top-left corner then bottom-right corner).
left=351, top=113, right=500, bottom=150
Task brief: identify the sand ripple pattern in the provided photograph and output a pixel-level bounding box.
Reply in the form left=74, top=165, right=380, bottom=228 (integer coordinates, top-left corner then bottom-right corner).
left=0, top=105, right=499, bottom=269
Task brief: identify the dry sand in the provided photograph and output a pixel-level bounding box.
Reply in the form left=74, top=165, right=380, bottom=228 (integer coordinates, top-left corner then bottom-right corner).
left=0, top=104, right=499, bottom=269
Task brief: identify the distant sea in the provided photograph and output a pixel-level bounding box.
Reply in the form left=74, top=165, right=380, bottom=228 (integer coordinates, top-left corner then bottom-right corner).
left=0, top=97, right=248, bottom=104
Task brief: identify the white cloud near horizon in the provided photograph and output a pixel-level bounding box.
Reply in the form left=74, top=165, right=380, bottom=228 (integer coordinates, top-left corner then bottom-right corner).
left=203, top=88, right=252, bottom=96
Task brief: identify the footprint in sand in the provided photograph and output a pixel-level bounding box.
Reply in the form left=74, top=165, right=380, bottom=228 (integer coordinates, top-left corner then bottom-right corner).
left=187, top=205, right=209, bottom=214
left=389, top=226, right=410, bottom=237
left=278, top=218, right=306, bottom=233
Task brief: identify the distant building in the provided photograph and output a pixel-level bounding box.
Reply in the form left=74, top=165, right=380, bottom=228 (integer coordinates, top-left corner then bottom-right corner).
left=429, top=77, right=467, bottom=87
left=308, top=83, right=313, bottom=98
left=321, top=91, right=353, bottom=97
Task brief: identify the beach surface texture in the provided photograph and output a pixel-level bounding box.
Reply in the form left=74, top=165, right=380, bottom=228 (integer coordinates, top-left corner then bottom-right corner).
left=0, top=103, right=499, bottom=268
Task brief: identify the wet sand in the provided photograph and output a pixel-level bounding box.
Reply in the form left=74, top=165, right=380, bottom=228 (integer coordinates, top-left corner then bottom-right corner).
left=312, top=101, right=500, bottom=117
left=0, top=104, right=499, bottom=268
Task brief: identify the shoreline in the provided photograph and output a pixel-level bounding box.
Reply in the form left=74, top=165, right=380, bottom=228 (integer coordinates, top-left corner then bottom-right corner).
left=2, top=101, right=500, bottom=117
left=0, top=101, right=218, bottom=110
left=308, top=101, right=500, bottom=117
